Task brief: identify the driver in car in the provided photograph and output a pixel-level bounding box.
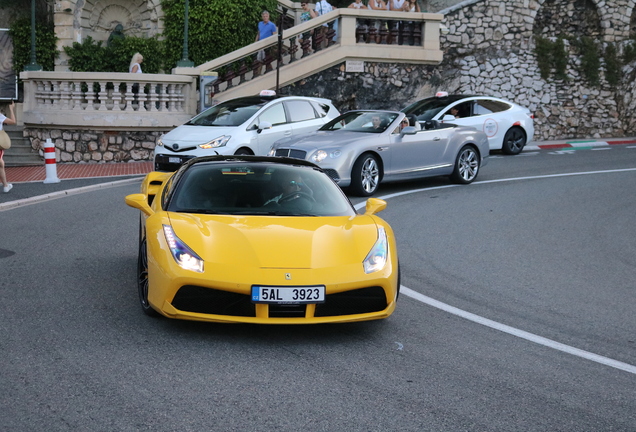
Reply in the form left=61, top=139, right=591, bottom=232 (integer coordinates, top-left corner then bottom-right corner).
left=264, top=171, right=308, bottom=206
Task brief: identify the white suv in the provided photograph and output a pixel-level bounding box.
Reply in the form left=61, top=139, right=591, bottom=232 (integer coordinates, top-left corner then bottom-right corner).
left=154, top=92, right=340, bottom=171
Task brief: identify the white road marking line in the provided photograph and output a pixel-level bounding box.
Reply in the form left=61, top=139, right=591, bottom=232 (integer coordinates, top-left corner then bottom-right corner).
left=352, top=169, right=636, bottom=375
left=400, top=286, right=636, bottom=375
left=591, top=147, right=612, bottom=151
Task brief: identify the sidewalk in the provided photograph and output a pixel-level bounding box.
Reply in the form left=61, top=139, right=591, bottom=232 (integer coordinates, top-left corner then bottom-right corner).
left=5, top=161, right=154, bottom=183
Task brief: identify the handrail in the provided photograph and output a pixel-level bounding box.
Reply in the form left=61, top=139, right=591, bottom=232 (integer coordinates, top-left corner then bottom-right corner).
left=174, top=8, right=443, bottom=100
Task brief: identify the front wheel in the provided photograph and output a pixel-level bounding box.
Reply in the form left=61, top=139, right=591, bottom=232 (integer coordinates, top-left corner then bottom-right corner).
left=350, top=153, right=381, bottom=197
left=138, top=237, right=160, bottom=317
left=450, top=145, right=480, bottom=184
left=501, top=127, right=526, bottom=155
left=234, top=148, right=253, bottom=156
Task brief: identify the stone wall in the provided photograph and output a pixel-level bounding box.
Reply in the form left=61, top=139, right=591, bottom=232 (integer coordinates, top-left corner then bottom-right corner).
left=285, top=0, right=636, bottom=141
left=23, top=128, right=161, bottom=163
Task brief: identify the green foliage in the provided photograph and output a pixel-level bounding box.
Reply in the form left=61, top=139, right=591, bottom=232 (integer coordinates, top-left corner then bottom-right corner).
left=577, top=36, right=600, bottom=86
left=623, top=40, right=636, bottom=64
left=63, top=37, right=109, bottom=72
left=534, top=36, right=553, bottom=80
left=552, top=37, right=568, bottom=81
left=535, top=36, right=568, bottom=81
left=161, top=0, right=279, bottom=71
left=63, top=35, right=164, bottom=73
left=603, top=43, right=621, bottom=87
left=8, top=17, right=58, bottom=72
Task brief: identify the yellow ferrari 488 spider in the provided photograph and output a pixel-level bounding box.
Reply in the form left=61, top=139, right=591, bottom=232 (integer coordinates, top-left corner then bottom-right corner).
left=125, top=156, right=399, bottom=324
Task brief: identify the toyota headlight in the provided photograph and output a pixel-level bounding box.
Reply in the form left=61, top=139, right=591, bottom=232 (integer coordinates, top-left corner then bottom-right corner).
left=163, top=225, right=204, bottom=272
left=363, top=227, right=388, bottom=274
left=199, top=135, right=231, bottom=149
left=156, top=137, right=164, bottom=147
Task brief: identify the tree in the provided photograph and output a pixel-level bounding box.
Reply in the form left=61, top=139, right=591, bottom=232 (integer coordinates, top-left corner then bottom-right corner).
left=161, top=0, right=279, bottom=70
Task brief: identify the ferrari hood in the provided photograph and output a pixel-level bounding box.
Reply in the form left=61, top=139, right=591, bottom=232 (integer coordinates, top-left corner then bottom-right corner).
left=167, top=213, right=380, bottom=269
left=162, top=125, right=237, bottom=145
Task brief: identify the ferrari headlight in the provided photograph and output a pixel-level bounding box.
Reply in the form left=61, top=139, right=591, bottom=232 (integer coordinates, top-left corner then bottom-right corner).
left=163, top=225, right=204, bottom=272
left=312, top=150, right=328, bottom=163
left=199, top=135, right=231, bottom=149
left=363, top=226, right=388, bottom=274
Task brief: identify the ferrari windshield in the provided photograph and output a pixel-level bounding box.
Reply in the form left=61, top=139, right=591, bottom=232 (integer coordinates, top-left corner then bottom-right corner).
left=167, top=162, right=356, bottom=217
left=402, top=96, right=467, bottom=121
left=185, top=97, right=271, bottom=127
left=319, top=111, right=399, bottom=133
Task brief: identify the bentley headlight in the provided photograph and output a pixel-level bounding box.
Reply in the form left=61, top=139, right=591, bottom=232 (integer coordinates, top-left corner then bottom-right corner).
left=199, top=135, right=231, bottom=149
left=363, top=227, right=388, bottom=274
left=312, top=150, right=328, bottom=163
left=163, top=225, right=204, bottom=272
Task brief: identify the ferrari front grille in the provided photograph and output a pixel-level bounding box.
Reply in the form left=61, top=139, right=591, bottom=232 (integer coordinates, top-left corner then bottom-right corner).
left=171, top=285, right=388, bottom=318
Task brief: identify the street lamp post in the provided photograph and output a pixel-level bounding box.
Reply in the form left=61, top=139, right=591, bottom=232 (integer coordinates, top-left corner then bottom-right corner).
left=24, top=0, right=42, bottom=71
left=275, top=7, right=288, bottom=94
left=177, top=0, right=195, bottom=67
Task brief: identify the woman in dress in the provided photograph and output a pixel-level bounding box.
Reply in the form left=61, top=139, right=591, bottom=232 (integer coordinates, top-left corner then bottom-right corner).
left=129, top=52, right=143, bottom=73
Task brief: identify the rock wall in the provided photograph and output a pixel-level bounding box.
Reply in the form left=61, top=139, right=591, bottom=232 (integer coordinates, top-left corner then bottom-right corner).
left=285, top=0, right=636, bottom=141
left=23, top=128, right=160, bottom=163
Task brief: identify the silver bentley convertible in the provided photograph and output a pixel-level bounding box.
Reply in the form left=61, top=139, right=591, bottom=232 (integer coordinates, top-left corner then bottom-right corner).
left=269, top=110, right=490, bottom=196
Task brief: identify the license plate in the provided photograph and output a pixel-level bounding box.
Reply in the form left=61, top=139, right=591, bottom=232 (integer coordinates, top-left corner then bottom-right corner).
left=169, top=157, right=181, bottom=164
left=251, top=286, right=325, bottom=304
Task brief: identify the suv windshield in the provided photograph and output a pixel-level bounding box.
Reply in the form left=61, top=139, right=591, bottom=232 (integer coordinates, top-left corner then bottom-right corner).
left=186, top=97, right=272, bottom=127
left=320, top=111, right=398, bottom=133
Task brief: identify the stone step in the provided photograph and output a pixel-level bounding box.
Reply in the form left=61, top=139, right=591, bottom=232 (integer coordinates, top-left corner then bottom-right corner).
left=2, top=126, right=42, bottom=167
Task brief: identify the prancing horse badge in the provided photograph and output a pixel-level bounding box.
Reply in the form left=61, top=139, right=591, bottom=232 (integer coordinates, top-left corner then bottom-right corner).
left=285, top=273, right=292, bottom=280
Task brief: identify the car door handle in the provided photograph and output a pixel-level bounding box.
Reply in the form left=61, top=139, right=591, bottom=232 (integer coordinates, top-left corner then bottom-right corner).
left=433, top=136, right=441, bottom=141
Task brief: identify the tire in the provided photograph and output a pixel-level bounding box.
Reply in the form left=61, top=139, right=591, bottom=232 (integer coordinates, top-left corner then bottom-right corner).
left=350, top=153, right=381, bottom=197
left=450, top=145, right=480, bottom=184
left=234, top=148, right=253, bottom=156
left=138, top=237, right=160, bottom=317
left=501, top=127, right=526, bottom=155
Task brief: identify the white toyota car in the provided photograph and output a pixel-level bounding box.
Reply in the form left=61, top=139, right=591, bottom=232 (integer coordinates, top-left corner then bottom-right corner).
left=154, top=91, right=340, bottom=171
left=402, top=92, right=534, bottom=155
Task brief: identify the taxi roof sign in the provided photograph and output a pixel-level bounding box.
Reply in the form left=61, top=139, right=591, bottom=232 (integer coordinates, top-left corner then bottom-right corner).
left=259, top=90, right=276, bottom=96
left=435, top=91, right=449, bottom=97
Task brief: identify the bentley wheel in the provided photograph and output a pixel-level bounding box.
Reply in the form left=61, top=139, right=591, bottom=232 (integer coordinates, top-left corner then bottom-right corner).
left=502, top=127, right=526, bottom=155
left=138, top=237, right=159, bottom=317
left=350, top=153, right=381, bottom=197
left=450, top=145, right=479, bottom=184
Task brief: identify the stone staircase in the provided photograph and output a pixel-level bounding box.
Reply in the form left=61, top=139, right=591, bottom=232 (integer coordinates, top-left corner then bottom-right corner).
left=3, top=125, right=42, bottom=167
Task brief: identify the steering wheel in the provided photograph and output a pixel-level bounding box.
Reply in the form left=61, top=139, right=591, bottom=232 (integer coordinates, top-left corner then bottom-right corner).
left=278, top=191, right=315, bottom=204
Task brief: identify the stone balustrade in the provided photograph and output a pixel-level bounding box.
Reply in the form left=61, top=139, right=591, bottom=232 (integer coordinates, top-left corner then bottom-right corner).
left=19, top=71, right=197, bottom=129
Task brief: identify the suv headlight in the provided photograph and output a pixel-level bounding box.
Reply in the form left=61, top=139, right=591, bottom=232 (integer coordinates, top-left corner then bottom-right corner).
left=200, top=135, right=231, bottom=149
left=163, top=225, right=204, bottom=272
left=363, top=227, right=388, bottom=274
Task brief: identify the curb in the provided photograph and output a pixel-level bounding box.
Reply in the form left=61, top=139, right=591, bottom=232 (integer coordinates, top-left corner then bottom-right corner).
left=0, top=177, right=142, bottom=212
left=525, top=138, right=636, bottom=151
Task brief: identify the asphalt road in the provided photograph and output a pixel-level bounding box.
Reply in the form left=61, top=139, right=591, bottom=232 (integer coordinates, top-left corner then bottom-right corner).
left=1, top=146, right=635, bottom=431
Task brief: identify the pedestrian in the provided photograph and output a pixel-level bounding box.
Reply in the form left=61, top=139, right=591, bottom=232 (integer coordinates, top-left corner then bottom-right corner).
left=0, top=101, right=16, bottom=193
left=255, top=10, right=277, bottom=42
left=129, top=52, right=143, bottom=73
left=255, top=10, right=278, bottom=62
left=299, top=2, right=317, bottom=50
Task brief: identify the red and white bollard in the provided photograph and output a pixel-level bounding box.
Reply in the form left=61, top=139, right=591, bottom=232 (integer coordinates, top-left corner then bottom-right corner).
left=43, top=138, right=60, bottom=184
